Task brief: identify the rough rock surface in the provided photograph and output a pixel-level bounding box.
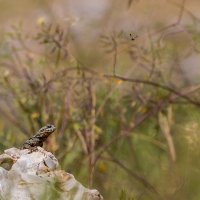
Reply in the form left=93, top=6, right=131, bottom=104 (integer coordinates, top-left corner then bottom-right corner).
left=0, top=147, right=103, bottom=200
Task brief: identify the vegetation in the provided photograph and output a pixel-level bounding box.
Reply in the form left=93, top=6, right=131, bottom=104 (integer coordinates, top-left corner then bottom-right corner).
left=0, top=0, right=200, bottom=199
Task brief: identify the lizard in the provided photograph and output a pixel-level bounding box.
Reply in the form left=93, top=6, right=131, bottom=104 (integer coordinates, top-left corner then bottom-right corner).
left=22, top=124, right=56, bottom=151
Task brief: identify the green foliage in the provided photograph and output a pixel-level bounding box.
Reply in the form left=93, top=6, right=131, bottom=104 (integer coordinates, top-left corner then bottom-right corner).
left=119, top=190, right=135, bottom=200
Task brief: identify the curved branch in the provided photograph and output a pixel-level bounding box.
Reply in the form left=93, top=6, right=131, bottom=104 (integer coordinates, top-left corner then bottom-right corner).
left=102, top=151, right=163, bottom=199
left=104, top=74, right=200, bottom=107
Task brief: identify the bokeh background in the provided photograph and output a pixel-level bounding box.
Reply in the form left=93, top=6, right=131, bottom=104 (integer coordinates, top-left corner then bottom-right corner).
left=0, top=0, right=200, bottom=199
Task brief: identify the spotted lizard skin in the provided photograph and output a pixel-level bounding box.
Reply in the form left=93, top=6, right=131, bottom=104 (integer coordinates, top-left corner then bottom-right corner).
left=22, top=124, right=56, bottom=150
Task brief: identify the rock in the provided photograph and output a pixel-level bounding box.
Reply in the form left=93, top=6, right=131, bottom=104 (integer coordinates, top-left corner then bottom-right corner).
left=0, top=147, right=103, bottom=200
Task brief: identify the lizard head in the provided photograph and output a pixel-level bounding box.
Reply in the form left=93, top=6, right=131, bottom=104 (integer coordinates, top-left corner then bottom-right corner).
left=39, top=124, right=56, bottom=134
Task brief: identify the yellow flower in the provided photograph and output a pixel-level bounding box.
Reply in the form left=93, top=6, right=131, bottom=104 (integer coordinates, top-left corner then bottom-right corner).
left=3, top=70, right=10, bottom=78
left=98, top=162, right=108, bottom=173
left=20, top=97, right=27, bottom=104
left=116, top=79, right=123, bottom=85
left=31, top=112, right=40, bottom=120
left=138, top=106, right=148, bottom=113
left=37, top=17, right=46, bottom=26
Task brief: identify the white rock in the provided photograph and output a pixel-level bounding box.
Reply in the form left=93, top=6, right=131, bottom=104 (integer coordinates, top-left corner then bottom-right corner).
left=0, top=147, right=103, bottom=200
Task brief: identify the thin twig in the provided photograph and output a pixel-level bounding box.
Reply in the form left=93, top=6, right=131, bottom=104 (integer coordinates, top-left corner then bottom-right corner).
left=104, top=74, right=200, bottom=107
left=177, top=0, right=186, bottom=24
left=43, top=66, right=200, bottom=108
left=102, top=152, right=163, bottom=198
left=158, top=112, right=176, bottom=162
left=111, top=36, right=117, bottom=76
left=94, top=99, right=168, bottom=166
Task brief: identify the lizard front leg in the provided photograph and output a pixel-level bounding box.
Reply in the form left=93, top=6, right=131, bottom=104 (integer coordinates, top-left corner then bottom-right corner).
left=22, top=138, right=42, bottom=152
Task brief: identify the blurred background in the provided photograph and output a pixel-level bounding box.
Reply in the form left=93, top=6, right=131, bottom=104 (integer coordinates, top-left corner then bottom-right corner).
left=0, top=0, right=200, bottom=199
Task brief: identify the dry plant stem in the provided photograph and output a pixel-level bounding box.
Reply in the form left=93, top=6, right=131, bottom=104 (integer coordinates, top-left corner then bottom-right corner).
left=90, top=0, right=189, bottom=66
left=85, top=101, right=169, bottom=198
left=76, top=130, right=88, bottom=154
left=111, top=36, right=117, bottom=76
left=168, top=0, right=200, bottom=22
left=158, top=112, right=176, bottom=162
left=93, top=99, right=168, bottom=169
left=148, top=0, right=186, bottom=41
left=103, top=155, right=157, bottom=192
left=136, top=134, right=167, bottom=150
left=94, top=81, right=199, bottom=163
left=103, top=151, right=163, bottom=198
left=45, top=66, right=200, bottom=107
left=94, top=86, right=197, bottom=174
left=170, top=84, right=200, bottom=100
left=104, top=75, right=200, bottom=107
left=103, top=0, right=188, bottom=61
left=0, top=107, right=29, bottom=136
left=177, top=0, right=186, bottom=24
left=92, top=83, right=200, bottom=173
left=56, top=49, right=61, bottom=67
left=57, top=136, right=78, bottom=160
left=87, top=82, right=96, bottom=187
left=3, top=79, right=34, bottom=135
left=42, top=66, right=200, bottom=170
left=132, top=84, right=147, bottom=104
left=147, top=30, right=156, bottom=79
left=46, top=66, right=200, bottom=117
left=155, top=0, right=186, bottom=33
left=11, top=45, right=23, bottom=67
left=59, top=81, right=77, bottom=136
left=96, top=64, right=137, bottom=117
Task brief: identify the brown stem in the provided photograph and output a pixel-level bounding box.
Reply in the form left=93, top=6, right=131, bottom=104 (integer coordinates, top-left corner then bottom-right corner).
left=102, top=151, right=163, bottom=199
left=104, top=74, right=200, bottom=107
